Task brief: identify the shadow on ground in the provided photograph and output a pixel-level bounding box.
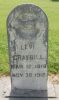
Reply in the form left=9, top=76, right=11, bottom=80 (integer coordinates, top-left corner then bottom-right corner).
left=8, top=90, right=48, bottom=100
left=9, top=97, right=48, bottom=100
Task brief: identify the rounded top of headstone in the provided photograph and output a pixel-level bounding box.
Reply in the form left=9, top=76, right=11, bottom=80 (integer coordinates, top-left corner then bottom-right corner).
left=7, top=4, right=48, bottom=40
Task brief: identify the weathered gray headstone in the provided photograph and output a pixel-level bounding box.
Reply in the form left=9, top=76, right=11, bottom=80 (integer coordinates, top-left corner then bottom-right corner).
left=7, top=4, right=48, bottom=97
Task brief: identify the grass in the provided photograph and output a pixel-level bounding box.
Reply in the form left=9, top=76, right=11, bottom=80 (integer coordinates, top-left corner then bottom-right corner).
left=0, top=0, right=59, bottom=75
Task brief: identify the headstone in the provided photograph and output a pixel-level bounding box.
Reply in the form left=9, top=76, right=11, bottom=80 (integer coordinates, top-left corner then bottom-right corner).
left=7, top=4, right=48, bottom=97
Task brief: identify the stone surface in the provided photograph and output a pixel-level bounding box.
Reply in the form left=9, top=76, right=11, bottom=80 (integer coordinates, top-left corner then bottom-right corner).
left=7, top=4, right=48, bottom=96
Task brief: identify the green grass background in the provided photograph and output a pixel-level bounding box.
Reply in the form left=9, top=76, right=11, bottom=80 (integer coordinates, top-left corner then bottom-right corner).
left=0, top=0, right=59, bottom=75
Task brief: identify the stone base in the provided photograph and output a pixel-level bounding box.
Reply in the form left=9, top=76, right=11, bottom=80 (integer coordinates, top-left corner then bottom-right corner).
left=10, top=89, right=47, bottom=97
left=5, top=82, right=56, bottom=98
